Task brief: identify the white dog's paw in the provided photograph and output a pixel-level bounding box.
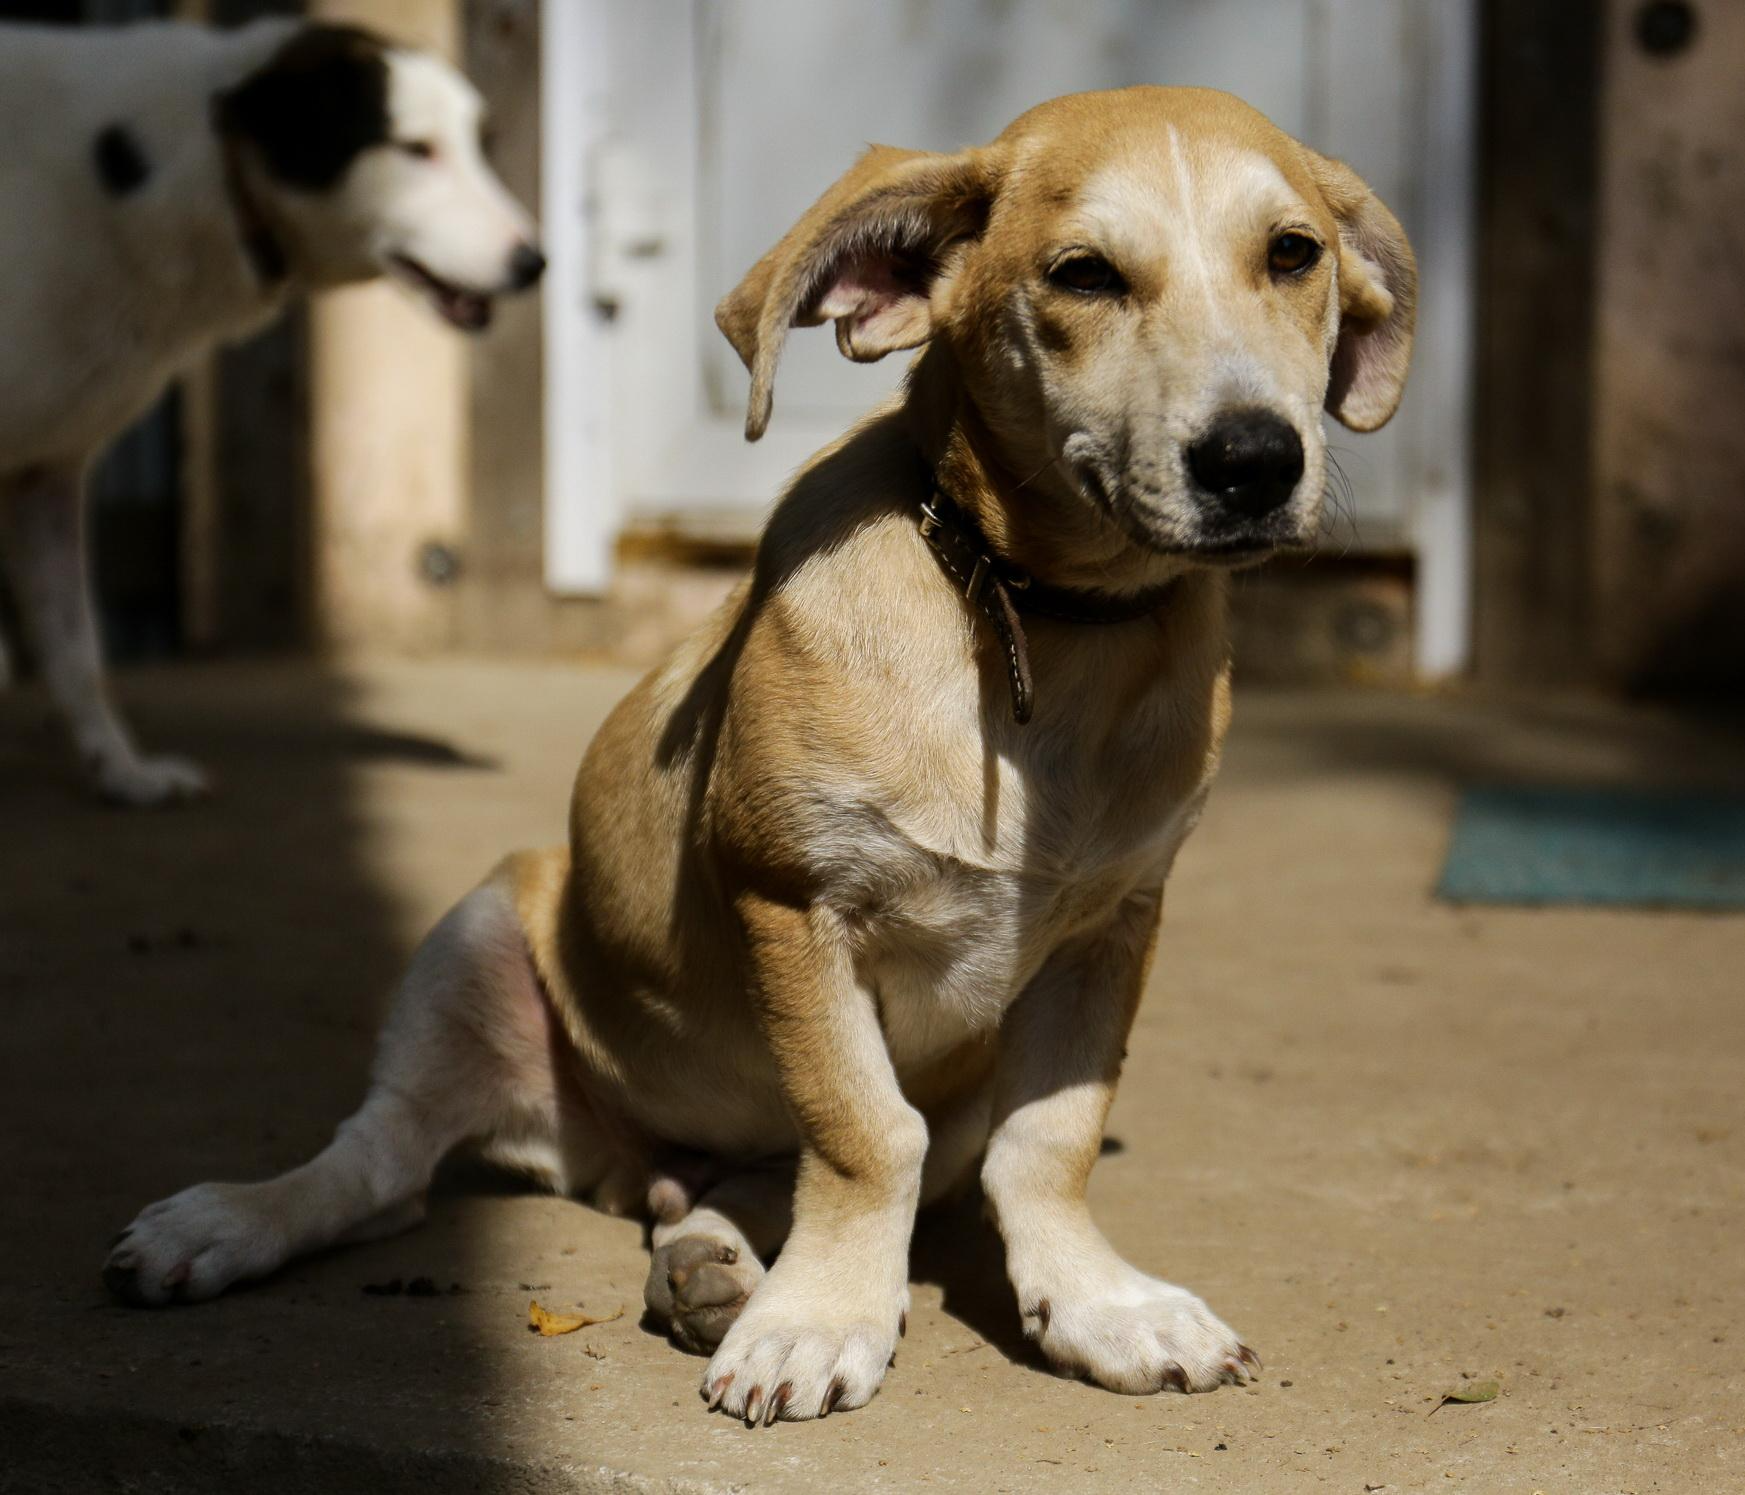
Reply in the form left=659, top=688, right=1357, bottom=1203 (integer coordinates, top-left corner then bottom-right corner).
left=1022, top=1268, right=1258, bottom=1395
left=94, top=752, right=211, bottom=808
left=104, top=1183, right=285, bottom=1306
left=700, top=1274, right=907, bottom=1424
left=645, top=1234, right=766, bottom=1354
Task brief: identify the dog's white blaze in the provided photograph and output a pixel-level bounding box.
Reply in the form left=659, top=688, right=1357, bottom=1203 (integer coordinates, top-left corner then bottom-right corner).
left=1164, top=125, right=1224, bottom=324
left=365, top=50, right=533, bottom=291
left=1077, top=135, right=1294, bottom=318
left=386, top=47, right=477, bottom=137
left=1074, top=139, right=1318, bottom=450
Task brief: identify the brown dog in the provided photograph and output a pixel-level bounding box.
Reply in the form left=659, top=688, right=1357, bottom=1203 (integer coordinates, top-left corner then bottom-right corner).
left=104, top=87, right=1414, bottom=1425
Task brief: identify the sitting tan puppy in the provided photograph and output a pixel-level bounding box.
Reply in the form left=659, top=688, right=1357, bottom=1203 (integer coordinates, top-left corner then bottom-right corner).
left=105, top=87, right=1414, bottom=1424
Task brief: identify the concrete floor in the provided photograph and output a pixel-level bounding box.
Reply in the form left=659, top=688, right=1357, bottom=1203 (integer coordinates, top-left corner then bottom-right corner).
left=2, top=660, right=1743, bottom=1494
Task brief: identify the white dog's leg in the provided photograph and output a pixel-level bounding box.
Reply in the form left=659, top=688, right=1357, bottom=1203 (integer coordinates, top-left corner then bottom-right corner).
left=0, top=465, right=206, bottom=806
left=644, top=1164, right=794, bottom=1354
left=981, top=891, right=1259, bottom=1396
left=105, top=876, right=576, bottom=1305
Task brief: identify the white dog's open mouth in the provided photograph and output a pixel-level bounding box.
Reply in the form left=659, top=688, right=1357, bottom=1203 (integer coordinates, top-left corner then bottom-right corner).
left=389, top=255, right=494, bottom=332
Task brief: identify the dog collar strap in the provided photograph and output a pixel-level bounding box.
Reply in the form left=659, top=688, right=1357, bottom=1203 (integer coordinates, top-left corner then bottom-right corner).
left=217, top=136, right=289, bottom=288
left=918, top=492, right=1177, bottom=727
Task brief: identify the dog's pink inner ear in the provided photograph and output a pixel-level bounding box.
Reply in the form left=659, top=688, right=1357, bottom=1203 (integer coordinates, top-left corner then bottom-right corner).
left=810, top=254, right=934, bottom=362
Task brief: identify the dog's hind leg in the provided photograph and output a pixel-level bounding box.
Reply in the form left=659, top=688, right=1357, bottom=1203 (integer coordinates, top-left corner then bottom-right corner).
left=105, top=870, right=590, bottom=1306
left=642, top=1065, right=994, bottom=1355
left=644, top=1164, right=794, bottom=1354
left=0, top=464, right=206, bottom=805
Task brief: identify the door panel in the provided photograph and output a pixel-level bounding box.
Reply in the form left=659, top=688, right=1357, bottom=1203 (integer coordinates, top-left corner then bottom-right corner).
left=702, top=0, right=1312, bottom=429
left=544, top=0, right=1475, bottom=667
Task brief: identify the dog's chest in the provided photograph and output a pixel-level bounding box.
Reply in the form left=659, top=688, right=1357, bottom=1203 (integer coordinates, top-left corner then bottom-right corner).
left=850, top=720, right=1208, bottom=1070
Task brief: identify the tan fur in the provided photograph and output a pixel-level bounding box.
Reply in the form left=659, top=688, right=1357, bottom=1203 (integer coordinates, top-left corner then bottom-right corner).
left=106, top=86, right=1413, bottom=1425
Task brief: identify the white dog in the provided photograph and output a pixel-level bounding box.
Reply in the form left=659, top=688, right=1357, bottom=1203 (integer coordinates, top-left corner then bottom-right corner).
left=0, top=19, right=541, bottom=805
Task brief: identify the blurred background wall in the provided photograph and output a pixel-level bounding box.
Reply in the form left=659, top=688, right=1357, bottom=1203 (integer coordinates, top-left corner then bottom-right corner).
left=8, top=0, right=1741, bottom=698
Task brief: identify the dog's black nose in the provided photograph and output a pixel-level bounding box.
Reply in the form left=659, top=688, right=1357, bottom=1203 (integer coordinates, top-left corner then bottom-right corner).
left=1186, top=409, right=1304, bottom=518
left=508, top=243, right=546, bottom=290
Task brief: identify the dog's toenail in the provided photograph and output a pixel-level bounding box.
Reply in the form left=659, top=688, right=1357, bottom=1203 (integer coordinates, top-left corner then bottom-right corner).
left=765, top=1383, right=790, bottom=1425
left=898, top=1311, right=907, bottom=1338
left=822, top=1376, right=845, bottom=1415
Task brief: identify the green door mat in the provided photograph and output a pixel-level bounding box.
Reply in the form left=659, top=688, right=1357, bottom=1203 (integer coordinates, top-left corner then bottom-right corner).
left=1438, top=786, right=1745, bottom=909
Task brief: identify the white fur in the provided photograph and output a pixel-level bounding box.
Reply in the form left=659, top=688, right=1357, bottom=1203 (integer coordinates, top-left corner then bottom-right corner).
left=108, top=881, right=557, bottom=1303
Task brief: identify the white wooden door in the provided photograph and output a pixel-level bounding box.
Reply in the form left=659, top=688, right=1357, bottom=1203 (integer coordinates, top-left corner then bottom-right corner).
left=542, top=0, right=1474, bottom=674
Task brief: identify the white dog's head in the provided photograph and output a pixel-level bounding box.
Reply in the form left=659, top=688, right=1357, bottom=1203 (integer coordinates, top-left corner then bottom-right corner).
left=215, top=24, right=541, bottom=330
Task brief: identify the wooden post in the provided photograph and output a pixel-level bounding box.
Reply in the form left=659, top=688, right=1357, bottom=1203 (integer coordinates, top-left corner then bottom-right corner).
left=304, top=0, right=467, bottom=653
left=1471, top=0, right=1603, bottom=686
left=1590, top=0, right=1745, bottom=690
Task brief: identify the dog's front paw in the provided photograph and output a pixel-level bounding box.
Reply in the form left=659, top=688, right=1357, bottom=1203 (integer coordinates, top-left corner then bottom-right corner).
left=1022, top=1267, right=1258, bottom=1395
left=700, top=1273, right=907, bottom=1424
left=646, top=1234, right=765, bottom=1354
left=104, top=1183, right=284, bottom=1306
left=94, top=752, right=211, bottom=808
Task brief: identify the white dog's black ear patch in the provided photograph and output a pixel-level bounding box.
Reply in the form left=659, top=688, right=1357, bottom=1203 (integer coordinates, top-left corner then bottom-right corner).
left=93, top=124, right=151, bottom=197
left=213, top=24, right=390, bottom=191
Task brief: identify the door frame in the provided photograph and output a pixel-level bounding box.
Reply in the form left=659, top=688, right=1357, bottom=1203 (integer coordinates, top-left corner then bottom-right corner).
left=540, top=0, right=618, bottom=593
left=541, top=0, right=1477, bottom=677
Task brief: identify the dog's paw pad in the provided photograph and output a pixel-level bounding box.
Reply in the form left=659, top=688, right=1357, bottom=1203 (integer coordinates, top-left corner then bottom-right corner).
left=645, top=1235, right=763, bottom=1354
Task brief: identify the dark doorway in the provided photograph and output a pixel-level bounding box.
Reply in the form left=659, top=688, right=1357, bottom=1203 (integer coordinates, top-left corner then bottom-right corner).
left=1, top=0, right=79, bottom=19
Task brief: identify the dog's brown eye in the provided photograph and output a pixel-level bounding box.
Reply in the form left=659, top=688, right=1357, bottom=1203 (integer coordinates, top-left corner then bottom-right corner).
left=1048, top=254, right=1125, bottom=296
left=1268, top=233, right=1320, bottom=275
left=397, top=140, right=437, bottom=161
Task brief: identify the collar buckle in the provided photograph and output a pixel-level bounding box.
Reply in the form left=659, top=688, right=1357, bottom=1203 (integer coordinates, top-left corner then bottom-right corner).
left=921, top=497, right=998, bottom=602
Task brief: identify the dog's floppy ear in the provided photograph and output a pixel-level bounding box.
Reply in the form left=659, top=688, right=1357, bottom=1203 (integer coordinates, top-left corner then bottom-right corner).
left=715, top=145, right=996, bottom=440
left=1307, top=152, right=1417, bottom=432
left=212, top=24, right=390, bottom=192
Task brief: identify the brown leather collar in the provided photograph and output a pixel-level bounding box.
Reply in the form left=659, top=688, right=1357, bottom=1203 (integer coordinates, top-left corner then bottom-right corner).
left=918, top=490, right=1177, bottom=725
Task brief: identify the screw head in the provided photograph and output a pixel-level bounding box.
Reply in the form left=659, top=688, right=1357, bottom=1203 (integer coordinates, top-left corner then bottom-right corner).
left=1635, top=0, right=1698, bottom=57
left=418, top=541, right=461, bottom=587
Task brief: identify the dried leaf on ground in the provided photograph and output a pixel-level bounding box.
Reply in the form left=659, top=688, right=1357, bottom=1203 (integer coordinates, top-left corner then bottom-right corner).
left=1430, top=1379, right=1499, bottom=1413
left=527, top=1299, right=624, bottom=1337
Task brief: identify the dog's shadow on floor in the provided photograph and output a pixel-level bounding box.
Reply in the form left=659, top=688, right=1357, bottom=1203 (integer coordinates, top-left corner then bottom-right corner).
left=908, top=1135, right=1125, bottom=1370
left=909, top=1191, right=1033, bottom=1364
